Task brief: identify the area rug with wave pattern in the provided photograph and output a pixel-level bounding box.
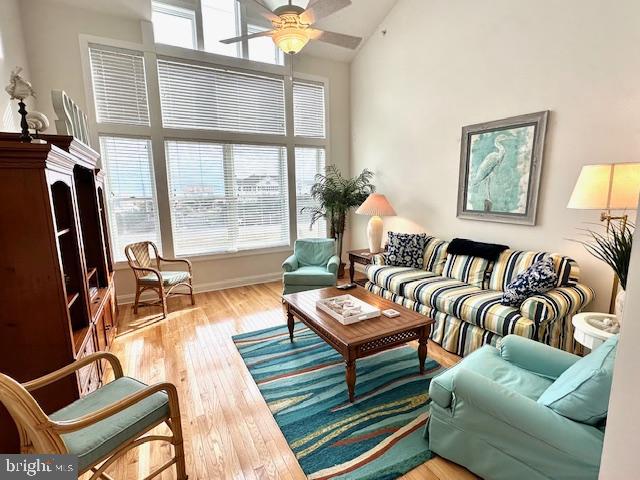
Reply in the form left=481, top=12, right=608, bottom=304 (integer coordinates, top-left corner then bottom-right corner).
left=232, top=322, right=445, bottom=480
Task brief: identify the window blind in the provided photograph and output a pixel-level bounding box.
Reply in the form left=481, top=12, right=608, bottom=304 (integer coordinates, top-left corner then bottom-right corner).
left=157, top=59, right=286, bottom=134
left=89, top=47, right=150, bottom=126
left=166, top=140, right=289, bottom=256
left=99, top=137, right=161, bottom=260
left=295, top=146, right=327, bottom=239
left=293, top=80, right=326, bottom=138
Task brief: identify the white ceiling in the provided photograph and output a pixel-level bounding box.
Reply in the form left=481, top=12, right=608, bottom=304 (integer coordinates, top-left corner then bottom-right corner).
left=45, top=0, right=398, bottom=62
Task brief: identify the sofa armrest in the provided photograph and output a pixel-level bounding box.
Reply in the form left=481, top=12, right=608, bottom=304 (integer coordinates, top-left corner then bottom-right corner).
left=452, top=369, right=604, bottom=460
left=327, top=255, right=341, bottom=275
left=520, top=283, right=594, bottom=324
left=282, top=255, right=299, bottom=273
left=498, top=335, right=580, bottom=380
left=371, top=254, right=386, bottom=265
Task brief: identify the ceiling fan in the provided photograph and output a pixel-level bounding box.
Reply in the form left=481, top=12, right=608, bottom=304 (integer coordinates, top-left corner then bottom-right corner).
left=220, top=0, right=363, bottom=55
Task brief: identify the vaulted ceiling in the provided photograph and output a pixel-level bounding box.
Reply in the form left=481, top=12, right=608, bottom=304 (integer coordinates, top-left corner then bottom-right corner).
left=45, top=0, right=398, bottom=62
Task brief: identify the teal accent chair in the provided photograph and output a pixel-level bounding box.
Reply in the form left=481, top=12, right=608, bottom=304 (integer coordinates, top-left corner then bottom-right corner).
left=282, top=238, right=340, bottom=295
left=0, top=352, right=187, bottom=480
left=427, top=335, right=611, bottom=480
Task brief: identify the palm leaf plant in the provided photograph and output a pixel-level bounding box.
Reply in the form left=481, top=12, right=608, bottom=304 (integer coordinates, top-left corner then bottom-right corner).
left=575, top=221, right=634, bottom=290
left=303, top=166, right=375, bottom=271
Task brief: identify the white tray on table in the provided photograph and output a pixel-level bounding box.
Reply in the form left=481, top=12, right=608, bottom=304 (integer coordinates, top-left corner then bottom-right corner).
left=316, top=294, right=381, bottom=325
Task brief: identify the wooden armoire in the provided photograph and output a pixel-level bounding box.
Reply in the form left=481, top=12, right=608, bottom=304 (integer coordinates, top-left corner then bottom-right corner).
left=0, top=132, right=117, bottom=452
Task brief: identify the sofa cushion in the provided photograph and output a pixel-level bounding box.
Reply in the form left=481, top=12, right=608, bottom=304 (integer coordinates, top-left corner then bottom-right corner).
left=422, top=237, right=449, bottom=275
left=385, top=232, right=429, bottom=268
left=404, top=276, right=536, bottom=338
left=489, top=250, right=580, bottom=291
left=139, top=271, right=190, bottom=286
left=366, top=265, right=434, bottom=296
left=538, top=335, right=618, bottom=425
left=429, top=345, right=553, bottom=408
left=447, top=238, right=509, bottom=261
left=294, top=238, right=336, bottom=267
left=442, top=254, right=492, bottom=288
left=502, top=257, right=558, bottom=307
left=283, top=266, right=336, bottom=286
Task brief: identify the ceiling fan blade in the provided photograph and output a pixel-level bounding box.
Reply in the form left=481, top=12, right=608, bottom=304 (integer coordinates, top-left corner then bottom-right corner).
left=220, top=30, right=274, bottom=45
left=308, top=29, right=362, bottom=49
left=300, top=0, right=352, bottom=25
left=236, top=0, right=279, bottom=24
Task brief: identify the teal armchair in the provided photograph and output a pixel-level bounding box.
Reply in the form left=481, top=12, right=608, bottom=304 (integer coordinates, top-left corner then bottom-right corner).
left=282, top=238, right=340, bottom=295
left=427, top=335, right=606, bottom=480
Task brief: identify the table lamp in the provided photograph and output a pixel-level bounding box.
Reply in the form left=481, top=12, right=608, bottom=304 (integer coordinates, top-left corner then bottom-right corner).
left=355, top=193, right=396, bottom=254
left=568, top=162, right=640, bottom=229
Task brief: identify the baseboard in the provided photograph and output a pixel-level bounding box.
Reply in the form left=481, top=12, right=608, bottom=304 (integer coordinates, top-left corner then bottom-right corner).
left=116, top=271, right=282, bottom=305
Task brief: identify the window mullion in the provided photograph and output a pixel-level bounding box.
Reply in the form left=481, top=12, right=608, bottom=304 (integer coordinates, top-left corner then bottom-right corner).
left=238, top=2, right=249, bottom=60
left=223, top=143, right=239, bottom=249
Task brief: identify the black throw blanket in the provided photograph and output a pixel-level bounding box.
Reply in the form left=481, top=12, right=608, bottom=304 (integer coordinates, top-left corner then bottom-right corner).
left=447, top=238, right=509, bottom=261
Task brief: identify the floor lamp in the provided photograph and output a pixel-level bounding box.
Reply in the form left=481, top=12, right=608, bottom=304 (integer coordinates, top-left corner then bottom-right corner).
left=568, top=162, right=640, bottom=312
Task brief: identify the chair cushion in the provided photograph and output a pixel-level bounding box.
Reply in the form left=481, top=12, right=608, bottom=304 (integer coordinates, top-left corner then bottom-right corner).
left=429, top=345, right=553, bottom=408
left=50, top=377, right=169, bottom=471
left=385, top=232, right=429, bottom=268
left=283, top=266, right=336, bottom=286
left=442, top=254, right=492, bottom=288
left=140, top=271, right=190, bottom=286
left=293, top=238, right=336, bottom=267
left=366, top=265, right=434, bottom=296
left=501, top=257, right=558, bottom=307
left=538, top=335, right=618, bottom=425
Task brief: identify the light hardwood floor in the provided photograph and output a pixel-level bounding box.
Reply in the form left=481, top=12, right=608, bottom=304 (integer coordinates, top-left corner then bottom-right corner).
left=104, top=281, right=476, bottom=480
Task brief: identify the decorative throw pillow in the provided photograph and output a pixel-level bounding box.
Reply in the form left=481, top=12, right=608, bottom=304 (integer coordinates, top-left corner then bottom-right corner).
left=501, top=257, right=558, bottom=307
left=537, top=335, right=618, bottom=425
left=442, top=254, right=491, bottom=288
left=423, top=238, right=449, bottom=275
left=385, top=232, right=429, bottom=269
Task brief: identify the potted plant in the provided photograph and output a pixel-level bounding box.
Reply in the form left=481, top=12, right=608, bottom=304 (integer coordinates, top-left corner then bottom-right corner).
left=577, top=221, right=634, bottom=321
left=304, top=166, right=375, bottom=277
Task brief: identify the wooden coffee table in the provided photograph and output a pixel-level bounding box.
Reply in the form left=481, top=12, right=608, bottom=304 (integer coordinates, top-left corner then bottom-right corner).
left=282, top=286, right=434, bottom=402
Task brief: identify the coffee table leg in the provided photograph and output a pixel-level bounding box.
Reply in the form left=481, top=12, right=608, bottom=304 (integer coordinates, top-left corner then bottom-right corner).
left=418, top=336, right=427, bottom=374
left=346, top=359, right=356, bottom=402
left=287, top=308, right=294, bottom=342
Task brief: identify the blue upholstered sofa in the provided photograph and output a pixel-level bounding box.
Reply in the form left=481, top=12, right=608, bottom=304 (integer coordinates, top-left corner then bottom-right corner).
left=366, top=236, right=594, bottom=356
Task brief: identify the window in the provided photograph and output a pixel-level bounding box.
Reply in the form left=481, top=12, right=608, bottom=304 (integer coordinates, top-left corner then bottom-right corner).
left=151, top=2, right=197, bottom=49
left=157, top=59, right=286, bottom=134
left=295, top=147, right=327, bottom=239
left=89, top=47, right=150, bottom=126
left=293, top=80, right=326, bottom=138
left=166, top=140, right=289, bottom=255
left=201, top=0, right=240, bottom=58
left=99, top=137, right=161, bottom=260
left=247, top=24, right=284, bottom=65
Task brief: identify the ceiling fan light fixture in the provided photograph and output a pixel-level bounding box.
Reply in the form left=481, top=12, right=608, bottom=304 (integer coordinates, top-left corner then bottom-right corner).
left=272, top=26, right=310, bottom=55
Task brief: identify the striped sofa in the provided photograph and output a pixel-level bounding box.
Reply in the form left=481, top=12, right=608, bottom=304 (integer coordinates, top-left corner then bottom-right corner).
left=365, top=237, right=594, bottom=356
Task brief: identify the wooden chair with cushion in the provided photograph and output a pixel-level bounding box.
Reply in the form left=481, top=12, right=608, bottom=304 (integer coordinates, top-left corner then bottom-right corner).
left=125, top=241, right=195, bottom=318
left=0, top=352, right=187, bottom=480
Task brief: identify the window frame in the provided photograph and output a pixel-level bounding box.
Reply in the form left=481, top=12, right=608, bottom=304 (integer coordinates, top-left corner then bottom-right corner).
left=80, top=29, right=330, bottom=269
left=151, top=1, right=198, bottom=50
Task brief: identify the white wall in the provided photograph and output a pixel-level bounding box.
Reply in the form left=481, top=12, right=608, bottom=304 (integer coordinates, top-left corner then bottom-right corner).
left=350, top=0, right=640, bottom=311
left=599, top=206, right=640, bottom=478
left=17, top=0, right=351, bottom=302
left=0, top=0, right=32, bottom=132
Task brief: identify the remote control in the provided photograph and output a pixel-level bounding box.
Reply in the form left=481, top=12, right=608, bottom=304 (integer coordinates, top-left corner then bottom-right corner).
left=337, top=283, right=357, bottom=290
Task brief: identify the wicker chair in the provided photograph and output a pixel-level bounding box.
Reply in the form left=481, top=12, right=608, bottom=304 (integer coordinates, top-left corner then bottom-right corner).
left=0, top=352, right=187, bottom=480
left=124, top=241, right=194, bottom=319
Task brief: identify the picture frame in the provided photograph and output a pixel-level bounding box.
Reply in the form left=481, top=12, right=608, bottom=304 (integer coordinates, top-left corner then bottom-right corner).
left=456, top=111, right=549, bottom=225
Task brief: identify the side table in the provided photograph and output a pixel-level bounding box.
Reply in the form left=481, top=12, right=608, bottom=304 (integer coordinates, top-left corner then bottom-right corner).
left=572, top=312, right=617, bottom=351
left=348, top=249, right=375, bottom=286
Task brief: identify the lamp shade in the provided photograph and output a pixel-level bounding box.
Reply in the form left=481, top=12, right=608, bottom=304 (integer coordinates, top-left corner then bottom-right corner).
left=355, top=193, right=396, bottom=217
left=568, top=163, right=640, bottom=210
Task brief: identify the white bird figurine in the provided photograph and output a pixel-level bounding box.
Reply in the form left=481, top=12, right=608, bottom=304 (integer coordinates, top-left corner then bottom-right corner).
left=5, top=67, right=36, bottom=101
left=471, top=133, right=511, bottom=210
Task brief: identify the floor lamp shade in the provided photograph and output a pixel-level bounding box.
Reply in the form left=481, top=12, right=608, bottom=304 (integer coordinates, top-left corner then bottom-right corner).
left=356, top=194, right=396, bottom=254
left=568, top=163, right=640, bottom=210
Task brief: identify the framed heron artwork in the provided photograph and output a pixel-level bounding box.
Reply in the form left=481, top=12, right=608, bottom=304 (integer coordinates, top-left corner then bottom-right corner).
left=457, top=111, right=549, bottom=225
